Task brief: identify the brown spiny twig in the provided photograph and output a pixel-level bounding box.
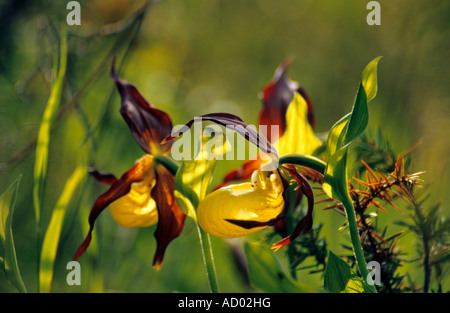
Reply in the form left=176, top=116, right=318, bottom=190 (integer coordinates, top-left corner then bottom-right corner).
left=351, top=157, right=424, bottom=215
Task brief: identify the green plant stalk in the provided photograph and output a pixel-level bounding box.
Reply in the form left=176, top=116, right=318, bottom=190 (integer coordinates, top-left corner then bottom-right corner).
left=340, top=193, right=376, bottom=292
left=154, top=154, right=219, bottom=293
left=196, top=225, right=220, bottom=293
left=279, top=153, right=377, bottom=292
left=154, top=154, right=180, bottom=176
left=279, top=153, right=327, bottom=174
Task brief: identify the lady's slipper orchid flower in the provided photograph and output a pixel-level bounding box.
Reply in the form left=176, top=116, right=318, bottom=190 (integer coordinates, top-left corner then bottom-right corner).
left=73, top=65, right=186, bottom=269
left=175, top=59, right=323, bottom=251
left=184, top=59, right=322, bottom=252
left=163, top=107, right=318, bottom=252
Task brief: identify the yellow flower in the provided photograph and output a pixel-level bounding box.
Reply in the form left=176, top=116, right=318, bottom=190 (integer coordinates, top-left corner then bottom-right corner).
left=198, top=168, right=284, bottom=238
left=109, top=155, right=158, bottom=228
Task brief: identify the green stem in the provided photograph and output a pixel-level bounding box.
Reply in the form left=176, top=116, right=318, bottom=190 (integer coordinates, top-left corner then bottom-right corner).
left=154, top=154, right=220, bottom=293
left=341, top=194, right=377, bottom=292
left=197, top=225, right=220, bottom=293
left=279, top=153, right=327, bottom=174
left=154, top=154, right=180, bottom=176
left=279, top=153, right=377, bottom=292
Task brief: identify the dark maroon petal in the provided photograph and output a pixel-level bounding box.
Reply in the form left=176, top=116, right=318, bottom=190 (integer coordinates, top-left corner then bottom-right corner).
left=73, top=158, right=151, bottom=260
left=273, top=218, right=287, bottom=237
left=272, top=165, right=314, bottom=251
left=162, top=112, right=278, bottom=161
left=225, top=214, right=283, bottom=229
left=273, top=176, right=305, bottom=238
left=88, top=168, right=118, bottom=185
left=258, top=58, right=316, bottom=141
left=258, top=58, right=298, bottom=141
left=111, top=62, right=173, bottom=154
left=151, top=165, right=186, bottom=269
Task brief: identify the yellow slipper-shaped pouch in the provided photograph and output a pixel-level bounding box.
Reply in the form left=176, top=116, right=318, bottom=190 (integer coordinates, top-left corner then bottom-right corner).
left=197, top=168, right=284, bottom=238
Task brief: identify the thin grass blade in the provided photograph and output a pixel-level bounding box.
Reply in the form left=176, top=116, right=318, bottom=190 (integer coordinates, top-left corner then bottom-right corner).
left=39, top=165, right=86, bottom=293
left=33, top=28, right=68, bottom=227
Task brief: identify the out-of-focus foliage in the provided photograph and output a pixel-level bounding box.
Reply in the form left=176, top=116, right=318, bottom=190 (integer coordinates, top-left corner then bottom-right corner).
left=0, top=0, right=448, bottom=292
left=0, top=176, right=26, bottom=293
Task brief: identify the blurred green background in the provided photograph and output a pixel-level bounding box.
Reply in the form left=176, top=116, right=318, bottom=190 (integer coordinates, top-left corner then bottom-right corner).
left=0, top=0, right=448, bottom=292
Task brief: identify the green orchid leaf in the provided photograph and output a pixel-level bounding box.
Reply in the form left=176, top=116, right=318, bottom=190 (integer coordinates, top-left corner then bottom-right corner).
left=174, top=125, right=229, bottom=219
left=361, top=56, right=382, bottom=103
left=324, top=57, right=381, bottom=201
left=174, top=160, right=216, bottom=220
left=323, top=84, right=366, bottom=201
left=343, top=82, right=368, bottom=146
left=324, top=251, right=373, bottom=293
left=322, top=146, right=349, bottom=201
left=326, top=113, right=351, bottom=157
left=244, top=241, right=322, bottom=293
left=326, top=56, right=381, bottom=157
left=321, top=58, right=382, bottom=293
left=39, top=165, right=86, bottom=293
left=325, top=82, right=368, bottom=158
left=0, top=176, right=27, bottom=293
